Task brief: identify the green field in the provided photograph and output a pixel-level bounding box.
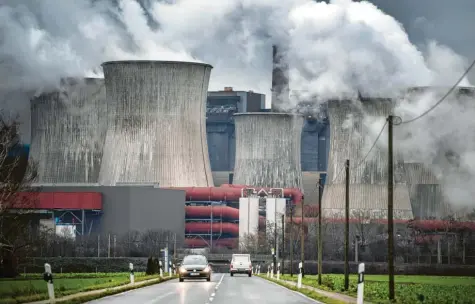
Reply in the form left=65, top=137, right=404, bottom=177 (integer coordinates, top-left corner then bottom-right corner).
left=0, top=272, right=159, bottom=304
left=280, top=274, right=475, bottom=304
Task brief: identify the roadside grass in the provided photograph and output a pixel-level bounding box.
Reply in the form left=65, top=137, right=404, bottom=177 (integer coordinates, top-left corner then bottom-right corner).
left=0, top=272, right=173, bottom=304
left=279, top=274, right=475, bottom=304
left=258, top=275, right=346, bottom=304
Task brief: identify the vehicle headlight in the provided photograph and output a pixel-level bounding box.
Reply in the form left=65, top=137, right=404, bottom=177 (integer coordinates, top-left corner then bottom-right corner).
left=179, top=266, right=186, bottom=273
left=203, top=266, right=210, bottom=272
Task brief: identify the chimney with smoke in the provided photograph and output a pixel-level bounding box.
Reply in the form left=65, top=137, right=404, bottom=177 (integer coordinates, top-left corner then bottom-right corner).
left=271, top=45, right=290, bottom=112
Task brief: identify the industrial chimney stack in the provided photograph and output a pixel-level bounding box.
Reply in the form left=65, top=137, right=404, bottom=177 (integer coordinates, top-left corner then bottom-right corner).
left=271, top=45, right=290, bottom=112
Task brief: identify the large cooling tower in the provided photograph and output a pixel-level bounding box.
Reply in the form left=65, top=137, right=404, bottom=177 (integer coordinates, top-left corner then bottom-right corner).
left=322, top=99, right=413, bottom=220
left=30, top=78, right=106, bottom=183
left=402, top=86, right=475, bottom=217
left=233, top=112, right=304, bottom=189
left=99, top=60, right=214, bottom=187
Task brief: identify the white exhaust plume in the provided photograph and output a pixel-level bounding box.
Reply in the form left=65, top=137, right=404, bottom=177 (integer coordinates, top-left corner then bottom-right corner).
left=1, top=0, right=474, bottom=212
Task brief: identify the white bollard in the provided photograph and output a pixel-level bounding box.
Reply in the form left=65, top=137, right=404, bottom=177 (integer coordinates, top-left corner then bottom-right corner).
left=257, top=265, right=261, bottom=275
left=357, top=263, right=365, bottom=304
left=159, top=261, right=163, bottom=278
left=267, top=265, right=270, bottom=278
left=270, top=263, right=274, bottom=279
left=129, top=263, right=135, bottom=284
left=297, top=262, right=303, bottom=289
left=43, top=263, right=55, bottom=302
left=169, top=262, right=172, bottom=278
left=277, top=262, right=281, bottom=280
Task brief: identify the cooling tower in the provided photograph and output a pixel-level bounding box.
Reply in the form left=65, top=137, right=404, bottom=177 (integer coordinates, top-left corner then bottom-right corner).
left=30, top=78, right=106, bottom=183
left=233, top=113, right=304, bottom=189
left=322, top=99, right=413, bottom=220
left=271, top=45, right=290, bottom=112
left=401, top=86, right=475, bottom=218
left=99, top=61, right=214, bottom=187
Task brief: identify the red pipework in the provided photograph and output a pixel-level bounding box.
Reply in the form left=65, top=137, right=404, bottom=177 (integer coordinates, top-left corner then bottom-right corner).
left=408, top=220, right=475, bottom=231
left=169, top=184, right=303, bottom=204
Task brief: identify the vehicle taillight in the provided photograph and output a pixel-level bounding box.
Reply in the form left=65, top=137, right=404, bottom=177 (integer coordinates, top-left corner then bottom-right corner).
left=230, top=264, right=233, bottom=269
left=249, top=263, right=252, bottom=269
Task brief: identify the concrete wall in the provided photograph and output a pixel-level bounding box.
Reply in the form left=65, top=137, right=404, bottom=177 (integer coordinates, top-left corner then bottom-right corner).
left=40, top=186, right=185, bottom=243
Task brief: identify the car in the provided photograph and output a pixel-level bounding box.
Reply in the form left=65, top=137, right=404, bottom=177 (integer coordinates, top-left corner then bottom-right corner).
left=230, top=253, right=252, bottom=277
left=178, top=254, right=212, bottom=282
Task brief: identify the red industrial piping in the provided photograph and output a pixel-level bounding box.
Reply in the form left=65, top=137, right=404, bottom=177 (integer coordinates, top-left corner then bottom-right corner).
left=168, top=184, right=303, bottom=204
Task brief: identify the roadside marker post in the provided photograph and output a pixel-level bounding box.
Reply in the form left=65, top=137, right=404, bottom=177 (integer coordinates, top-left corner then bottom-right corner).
left=129, top=263, right=135, bottom=284
left=270, top=262, right=274, bottom=279
left=159, top=261, right=164, bottom=278
left=43, top=263, right=55, bottom=302
left=357, top=263, right=365, bottom=304
left=267, top=264, right=270, bottom=277
left=297, top=262, right=303, bottom=289
left=257, top=265, right=261, bottom=275
left=169, top=261, right=172, bottom=278
left=277, top=262, right=281, bottom=280
left=172, top=264, right=176, bottom=275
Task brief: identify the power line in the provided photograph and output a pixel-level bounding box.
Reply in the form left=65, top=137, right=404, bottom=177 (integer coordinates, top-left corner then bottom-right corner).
left=400, top=59, right=475, bottom=125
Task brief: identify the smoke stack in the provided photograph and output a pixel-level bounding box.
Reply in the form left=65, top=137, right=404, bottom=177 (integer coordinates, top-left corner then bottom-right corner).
left=232, top=112, right=304, bottom=189
left=321, top=99, right=413, bottom=220
left=99, top=60, right=214, bottom=187
left=30, top=77, right=107, bottom=183
left=271, top=45, right=290, bottom=112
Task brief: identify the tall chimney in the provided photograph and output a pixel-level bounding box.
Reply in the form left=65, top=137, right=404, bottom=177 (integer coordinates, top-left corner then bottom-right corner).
left=271, top=45, right=290, bottom=112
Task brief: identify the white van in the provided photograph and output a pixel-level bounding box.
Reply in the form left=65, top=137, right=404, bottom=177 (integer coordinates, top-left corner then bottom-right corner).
left=230, top=253, right=252, bottom=277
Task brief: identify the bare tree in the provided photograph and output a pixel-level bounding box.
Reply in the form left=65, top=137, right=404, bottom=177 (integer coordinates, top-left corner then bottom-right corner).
left=0, top=116, right=39, bottom=277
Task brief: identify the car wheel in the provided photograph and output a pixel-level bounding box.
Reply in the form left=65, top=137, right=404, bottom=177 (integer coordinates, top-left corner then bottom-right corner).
left=248, top=273, right=252, bottom=277
left=179, top=278, right=184, bottom=282
left=206, top=276, right=211, bottom=282
left=230, top=273, right=234, bottom=277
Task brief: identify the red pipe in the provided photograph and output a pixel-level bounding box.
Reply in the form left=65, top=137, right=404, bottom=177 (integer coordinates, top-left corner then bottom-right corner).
left=408, top=220, right=475, bottom=231
left=185, top=206, right=238, bottom=219
left=168, top=184, right=303, bottom=204
left=185, top=238, right=237, bottom=248
left=185, top=222, right=239, bottom=235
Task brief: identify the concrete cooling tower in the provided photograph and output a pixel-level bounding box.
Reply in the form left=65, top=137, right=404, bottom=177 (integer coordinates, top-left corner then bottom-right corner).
left=30, top=78, right=106, bottom=183
left=99, top=61, right=214, bottom=187
left=401, top=86, right=475, bottom=218
left=322, top=99, right=413, bottom=220
left=232, top=112, right=304, bottom=189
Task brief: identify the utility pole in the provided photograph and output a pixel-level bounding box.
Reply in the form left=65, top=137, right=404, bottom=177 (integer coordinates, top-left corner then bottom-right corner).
left=290, top=205, right=294, bottom=276
left=108, top=234, right=111, bottom=259
left=317, top=177, right=323, bottom=285
left=387, top=115, right=395, bottom=300
left=344, top=159, right=350, bottom=291
left=281, top=213, right=285, bottom=272
left=173, top=233, right=177, bottom=264
left=300, top=198, right=305, bottom=277
left=274, top=211, right=278, bottom=275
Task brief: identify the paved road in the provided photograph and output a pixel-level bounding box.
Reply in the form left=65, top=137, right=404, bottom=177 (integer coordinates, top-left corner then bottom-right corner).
left=85, top=273, right=321, bottom=304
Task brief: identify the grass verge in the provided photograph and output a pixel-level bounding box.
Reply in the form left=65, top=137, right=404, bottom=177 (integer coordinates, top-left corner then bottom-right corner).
left=258, top=274, right=346, bottom=304
left=279, top=274, right=475, bottom=304
left=0, top=273, right=174, bottom=304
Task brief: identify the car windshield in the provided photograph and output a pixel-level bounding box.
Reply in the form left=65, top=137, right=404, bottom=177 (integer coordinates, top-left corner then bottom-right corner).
left=182, top=256, right=207, bottom=265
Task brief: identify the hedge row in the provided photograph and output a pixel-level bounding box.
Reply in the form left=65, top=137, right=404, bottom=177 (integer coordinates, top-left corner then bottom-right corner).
left=19, top=258, right=149, bottom=273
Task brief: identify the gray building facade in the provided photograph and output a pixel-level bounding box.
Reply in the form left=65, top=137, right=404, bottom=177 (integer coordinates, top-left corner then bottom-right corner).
left=40, top=186, right=186, bottom=244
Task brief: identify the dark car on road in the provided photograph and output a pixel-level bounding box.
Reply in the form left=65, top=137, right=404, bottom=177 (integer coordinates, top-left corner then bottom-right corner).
left=178, top=254, right=212, bottom=282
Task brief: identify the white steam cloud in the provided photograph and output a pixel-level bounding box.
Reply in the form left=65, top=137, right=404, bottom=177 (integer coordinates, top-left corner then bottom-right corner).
left=1, top=0, right=474, bottom=212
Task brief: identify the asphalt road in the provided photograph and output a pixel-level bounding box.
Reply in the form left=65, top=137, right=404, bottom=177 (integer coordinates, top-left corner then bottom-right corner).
left=85, top=273, right=322, bottom=304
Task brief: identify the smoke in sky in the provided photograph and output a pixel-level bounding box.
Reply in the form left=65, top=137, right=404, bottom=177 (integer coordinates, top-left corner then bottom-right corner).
left=0, top=0, right=473, bottom=211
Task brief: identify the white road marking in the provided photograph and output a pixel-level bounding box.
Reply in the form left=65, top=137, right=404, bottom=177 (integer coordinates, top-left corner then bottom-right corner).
left=209, top=297, right=214, bottom=302
left=206, top=274, right=224, bottom=304
left=255, top=276, right=324, bottom=304
left=211, top=293, right=215, bottom=297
